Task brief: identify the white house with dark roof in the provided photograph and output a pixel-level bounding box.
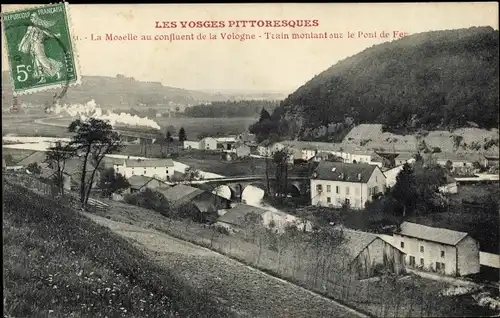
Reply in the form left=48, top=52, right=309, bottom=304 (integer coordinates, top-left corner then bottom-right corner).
left=114, top=159, right=175, bottom=180
left=183, top=137, right=218, bottom=151
left=393, top=222, right=480, bottom=276
left=310, top=161, right=386, bottom=209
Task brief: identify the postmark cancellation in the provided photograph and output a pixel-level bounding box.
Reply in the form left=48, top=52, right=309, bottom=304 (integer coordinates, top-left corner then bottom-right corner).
left=1, top=2, right=81, bottom=96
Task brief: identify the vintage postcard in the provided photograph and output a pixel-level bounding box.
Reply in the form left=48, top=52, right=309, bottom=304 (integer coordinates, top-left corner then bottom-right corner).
left=2, top=3, right=499, bottom=318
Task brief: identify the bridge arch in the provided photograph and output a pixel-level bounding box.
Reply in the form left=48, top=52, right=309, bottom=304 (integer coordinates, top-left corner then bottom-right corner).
left=241, top=182, right=267, bottom=204
left=287, top=183, right=301, bottom=197
left=212, top=184, right=232, bottom=200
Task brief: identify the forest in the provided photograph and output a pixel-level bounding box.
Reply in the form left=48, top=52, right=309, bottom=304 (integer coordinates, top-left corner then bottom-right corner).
left=184, top=100, right=279, bottom=118
left=250, top=27, right=499, bottom=141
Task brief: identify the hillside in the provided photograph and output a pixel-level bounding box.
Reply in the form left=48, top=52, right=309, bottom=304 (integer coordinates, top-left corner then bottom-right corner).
left=3, top=182, right=230, bottom=317
left=252, top=27, right=499, bottom=142
left=1, top=72, right=227, bottom=110
left=341, top=124, right=499, bottom=155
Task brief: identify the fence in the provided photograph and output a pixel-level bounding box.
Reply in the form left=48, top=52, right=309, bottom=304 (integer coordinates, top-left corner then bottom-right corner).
left=3, top=171, right=109, bottom=212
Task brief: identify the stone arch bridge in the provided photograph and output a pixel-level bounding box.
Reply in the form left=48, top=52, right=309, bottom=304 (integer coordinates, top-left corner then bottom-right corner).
left=174, top=175, right=310, bottom=202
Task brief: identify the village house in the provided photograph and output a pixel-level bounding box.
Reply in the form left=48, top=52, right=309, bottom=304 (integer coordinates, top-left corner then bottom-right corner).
left=433, top=153, right=475, bottom=171
left=200, top=137, right=217, bottom=150
left=114, top=159, right=175, bottom=180
left=234, top=142, right=251, bottom=158
left=337, top=150, right=374, bottom=165
left=393, top=222, right=480, bottom=276
left=183, top=137, right=218, bottom=151
left=384, top=165, right=406, bottom=189
left=372, top=152, right=394, bottom=168
left=215, top=203, right=313, bottom=234
left=312, top=151, right=346, bottom=163
left=280, top=141, right=319, bottom=161
left=237, top=132, right=256, bottom=143
left=183, top=140, right=201, bottom=150
left=483, top=155, right=499, bottom=168
left=395, top=153, right=417, bottom=166
left=310, top=161, right=387, bottom=209
left=438, top=175, right=458, bottom=194
left=216, top=136, right=238, bottom=151
left=158, top=184, right=231, bottom=214
left=126, top=175, right=171, bottom=193
left=340, top=229, right=406, bottom=279
left=257, top=140, right=273, bottom=157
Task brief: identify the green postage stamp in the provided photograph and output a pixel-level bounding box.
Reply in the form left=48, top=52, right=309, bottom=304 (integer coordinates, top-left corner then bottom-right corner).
left=1, top=2, right=81, bottom=95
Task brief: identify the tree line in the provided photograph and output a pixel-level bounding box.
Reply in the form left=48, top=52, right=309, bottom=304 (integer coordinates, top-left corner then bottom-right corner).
left=184, top=100, right=279, bottom=118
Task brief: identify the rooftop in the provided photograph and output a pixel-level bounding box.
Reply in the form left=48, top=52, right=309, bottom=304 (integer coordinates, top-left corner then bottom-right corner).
left=280, top=140, right=340, bottom=152
left=484, top=155, right=500, bottom=160
left=396, top=222, right=469, bottom=246
left=124, top=159, right=174, bottom=168
left=342, top=229, right=380, bottom=260
left=312, top=161, right=379, bottom=183
left=157, top=184, right=204, bottom=207
left=217, top=204, right=268, bottom=227
left=127, top=175, right=170, bottom=190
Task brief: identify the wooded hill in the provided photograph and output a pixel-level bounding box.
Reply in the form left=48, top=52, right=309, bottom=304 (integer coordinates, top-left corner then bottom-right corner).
left=252, top=27, right=499, bottom=141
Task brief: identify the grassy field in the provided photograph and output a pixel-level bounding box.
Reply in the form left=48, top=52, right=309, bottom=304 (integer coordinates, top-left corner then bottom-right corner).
left=3, top=183, right=232, bottom=317
left=2, top=112, right=70, bottom=137
left=2, top=148, right=38, bottom=164
left=2, top=122, right=70, bottom=137
left=91, top=197, right=496, bottom=317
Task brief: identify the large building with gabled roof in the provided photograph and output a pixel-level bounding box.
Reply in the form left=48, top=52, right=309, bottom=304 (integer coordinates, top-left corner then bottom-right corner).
left=310, top=161, right=387, bottom=209
left=393, top=222, right=480, bottom=276
left=114, top=158, right=175, bottom=180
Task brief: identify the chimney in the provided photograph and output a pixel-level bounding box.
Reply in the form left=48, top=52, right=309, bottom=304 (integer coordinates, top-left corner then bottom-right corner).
left=339, top=173, right=344, bottom=180
left=357, top=173, right=362, bottom=181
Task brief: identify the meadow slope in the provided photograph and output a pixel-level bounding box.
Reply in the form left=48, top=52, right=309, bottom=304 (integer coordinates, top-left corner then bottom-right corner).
left=3, top=182, right=232, bottom=318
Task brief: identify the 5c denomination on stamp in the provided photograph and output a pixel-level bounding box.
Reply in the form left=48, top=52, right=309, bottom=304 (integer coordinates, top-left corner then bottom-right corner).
left=1, top=2, right=81, bottom=96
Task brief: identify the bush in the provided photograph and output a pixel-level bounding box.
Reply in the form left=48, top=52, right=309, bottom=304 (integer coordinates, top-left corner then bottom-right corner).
left=212, top=224, right=230, bottom=235
left=124, top=189, right=170, bottom=217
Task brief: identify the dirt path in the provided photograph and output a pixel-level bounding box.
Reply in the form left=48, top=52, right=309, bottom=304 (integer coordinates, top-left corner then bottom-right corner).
left=84, top=212, right=368, bottom=318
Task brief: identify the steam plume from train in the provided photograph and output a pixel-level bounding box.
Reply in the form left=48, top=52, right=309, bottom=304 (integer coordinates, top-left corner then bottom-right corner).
left=46, top=100, right=161, bottom=130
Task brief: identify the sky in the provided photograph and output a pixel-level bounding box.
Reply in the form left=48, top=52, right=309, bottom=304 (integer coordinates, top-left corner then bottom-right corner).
left=1, top=3, right=498, bottom=93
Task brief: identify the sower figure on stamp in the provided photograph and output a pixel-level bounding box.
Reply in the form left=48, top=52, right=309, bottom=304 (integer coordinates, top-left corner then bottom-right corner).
left=18, top=12, right=63, bottom=84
